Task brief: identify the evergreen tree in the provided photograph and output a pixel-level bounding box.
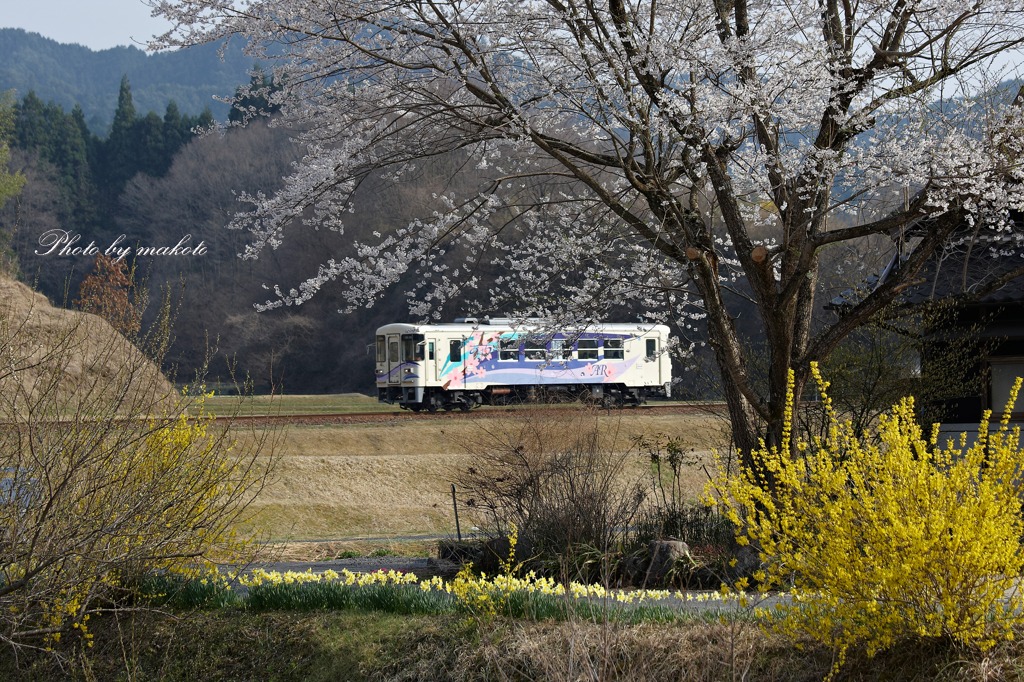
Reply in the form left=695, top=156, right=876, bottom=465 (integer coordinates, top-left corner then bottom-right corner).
left=193, top=107, right=214, bottom=130
left=103, top=75, right=139, bottom=189
left=0, top=92, right=25, bottom=199
left=133, top=111, right=166, bottom=177
left=0, top=90, right=27, bottom=274
left=51, top=111, right=93, bottom=221
left=71, top=104, right=96, bottom=164
left=12, top=92, right=97, bottom=226
left=228, top=67, right=282, bottom=124
left=162, top=100, right=187, bottom=155
left=110, top=75, right=137, bottom=139
left=14, top=91, right=49, bottom=153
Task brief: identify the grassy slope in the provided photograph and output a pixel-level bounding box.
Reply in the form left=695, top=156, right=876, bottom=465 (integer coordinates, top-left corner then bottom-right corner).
left=230, top=405, right=731, bottom=544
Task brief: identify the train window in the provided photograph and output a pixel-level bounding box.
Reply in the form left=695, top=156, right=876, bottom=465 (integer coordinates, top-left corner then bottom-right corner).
left=524, top=339, right=546, bottom=360
left=549, top=339, right=571, bottom=360
left=376, top=336, right=386, bottom=363
left=389, top=340, right=400, bottom=363
left=646, top=339, right=657, bottom=359
left=577, top=339, right=598, bottom=360
left=450, top=340, right=462, bottom=363
left=428, top=342, right=435, bottom=361
left=499, top=338, right=520, bottom=361
left=402, top=334, right=426, bottom=361
left=605, top=338, right=624, bottom=360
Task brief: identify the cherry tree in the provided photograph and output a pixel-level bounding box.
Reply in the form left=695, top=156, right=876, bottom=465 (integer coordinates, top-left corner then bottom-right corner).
left=152, top=0, right=1024, bottom=459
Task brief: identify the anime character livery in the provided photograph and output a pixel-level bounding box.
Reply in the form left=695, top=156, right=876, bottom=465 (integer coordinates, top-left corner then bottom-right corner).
left=375, top=318, right=672, bottom=411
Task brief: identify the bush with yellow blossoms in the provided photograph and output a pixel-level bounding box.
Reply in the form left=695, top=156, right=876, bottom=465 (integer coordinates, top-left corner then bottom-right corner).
left=0, top=291, right=274, bottom=654
left=708, top=363, right=1024, bottom=675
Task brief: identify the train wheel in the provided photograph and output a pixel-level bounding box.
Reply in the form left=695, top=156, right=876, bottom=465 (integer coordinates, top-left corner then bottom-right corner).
left=410, top=405, right=422, bottom=413
left=459, top=402, right=471, bottom=412
left=427, top=403, right=438, bottom=413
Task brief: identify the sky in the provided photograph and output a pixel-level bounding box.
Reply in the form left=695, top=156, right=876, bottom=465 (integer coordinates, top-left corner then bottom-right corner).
left=4, top=0, right=173, bottom=51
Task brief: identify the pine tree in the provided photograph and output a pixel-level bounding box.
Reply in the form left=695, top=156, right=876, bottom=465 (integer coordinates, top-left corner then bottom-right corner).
left=102, top=75, right=139, bottom=192
left=133, top=111, right=166, bottom=176
left=13, top=91, right=49, bottom=153
left=162, top=100, right=187, bottom=156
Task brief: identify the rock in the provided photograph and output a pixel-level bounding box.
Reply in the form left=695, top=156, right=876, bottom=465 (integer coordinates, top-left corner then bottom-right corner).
left=643, top=539, right=692, bottom=587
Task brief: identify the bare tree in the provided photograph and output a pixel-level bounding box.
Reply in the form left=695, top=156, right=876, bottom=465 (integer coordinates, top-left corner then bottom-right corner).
left=152, top=0, right=1024, bottom=459
left=75, top=255, right=145, bottom=339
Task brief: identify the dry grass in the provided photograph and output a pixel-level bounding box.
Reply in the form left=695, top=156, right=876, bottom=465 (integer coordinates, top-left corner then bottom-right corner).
left=6, top=607, right=1018, bottom=681
left=447, top=619, right=819, bottom=682
left=240, top=411, right=730, bottom=547
left=0, top=275, right=174, bottom=411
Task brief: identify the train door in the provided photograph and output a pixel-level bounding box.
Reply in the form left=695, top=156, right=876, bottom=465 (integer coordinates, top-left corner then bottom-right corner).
left=646, top=337, right=661, bottom=383
left=387, top=333, right=401, bottom=385
left=427, top=339, right=438, bottom=380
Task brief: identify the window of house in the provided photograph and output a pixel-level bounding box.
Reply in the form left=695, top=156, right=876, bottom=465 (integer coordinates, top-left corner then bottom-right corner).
left=577, top=339, right=599, bottom=360
left=499, top=337, right=520, bottom=361
left=604, top=338, right=624, bottom=360
left=990, top=359, right=1024, bottom=415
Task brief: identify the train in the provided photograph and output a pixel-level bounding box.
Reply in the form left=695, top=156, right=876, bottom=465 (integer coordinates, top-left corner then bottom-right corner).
left=374, top=318, right=672, bottom=411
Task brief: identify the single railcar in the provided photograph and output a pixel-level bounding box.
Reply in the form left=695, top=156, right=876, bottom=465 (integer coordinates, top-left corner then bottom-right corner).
left=374, top=318, right=672, bottom=411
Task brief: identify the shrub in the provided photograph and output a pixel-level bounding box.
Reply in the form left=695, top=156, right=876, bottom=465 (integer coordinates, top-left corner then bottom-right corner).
left=631, top=434, right=740, bottom=588
left=0, top=279, right=274, bottom=653
left=453, top=407, right=646, bottom=584
left=709, top=363, right=1024, bottom=676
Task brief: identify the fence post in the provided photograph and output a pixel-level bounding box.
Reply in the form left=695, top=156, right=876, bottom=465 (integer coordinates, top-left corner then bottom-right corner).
left=451, top=483, right=462, bottom=542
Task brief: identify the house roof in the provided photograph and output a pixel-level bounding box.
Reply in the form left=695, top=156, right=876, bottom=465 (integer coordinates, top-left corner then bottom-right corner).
left=830, top=214, right=1024, bottom=309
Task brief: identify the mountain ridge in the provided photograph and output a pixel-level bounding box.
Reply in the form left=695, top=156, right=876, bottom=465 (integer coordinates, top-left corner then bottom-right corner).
left=0, top=28, right=259, bottom=131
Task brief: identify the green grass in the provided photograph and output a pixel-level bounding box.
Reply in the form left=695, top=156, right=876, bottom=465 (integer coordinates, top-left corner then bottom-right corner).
left=136, top=573, right=240, bottom=609
left=135, top=575, right=748, bottom=628
left=247, top=582, right=456, bottom=615
left=199, top=393, right=719, bottom=418
left=201, top=393, right=399, bottom=417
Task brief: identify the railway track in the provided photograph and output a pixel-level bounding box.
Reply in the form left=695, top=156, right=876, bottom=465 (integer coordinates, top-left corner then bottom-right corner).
left=213, top=402, right=727, bottom=426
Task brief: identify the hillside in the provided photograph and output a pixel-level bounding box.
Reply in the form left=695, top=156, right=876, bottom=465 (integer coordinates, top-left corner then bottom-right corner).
left=0, top=28, right=258, bottom=130
left=0, top=274, right=173, bottom=412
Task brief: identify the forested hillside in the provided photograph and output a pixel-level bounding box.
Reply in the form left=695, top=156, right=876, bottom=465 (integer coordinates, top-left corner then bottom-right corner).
left=0, top=28, right=254, bottom=131
left=0, top=73, right=481, bottom=394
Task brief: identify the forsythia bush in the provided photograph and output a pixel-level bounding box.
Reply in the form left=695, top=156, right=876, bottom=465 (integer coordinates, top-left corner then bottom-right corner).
left=1, top=281, right=273, bottom=654
left=710, top=363, right=1024, bottom=672
left=0, top=390, right=268, bottom=650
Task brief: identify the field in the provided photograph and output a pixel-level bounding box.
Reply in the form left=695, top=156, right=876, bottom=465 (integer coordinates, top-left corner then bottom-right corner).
left=210, top=395, right=732, bottom=554
left=204, top=392, right=400, bottom=416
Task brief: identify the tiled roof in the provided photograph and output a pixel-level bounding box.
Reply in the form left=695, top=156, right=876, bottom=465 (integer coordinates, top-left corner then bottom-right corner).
left=830, top=216, right=1024, bottom=309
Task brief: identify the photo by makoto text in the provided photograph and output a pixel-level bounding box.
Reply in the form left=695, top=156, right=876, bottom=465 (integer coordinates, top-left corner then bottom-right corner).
left=35, top=229, right=208, bottom=261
